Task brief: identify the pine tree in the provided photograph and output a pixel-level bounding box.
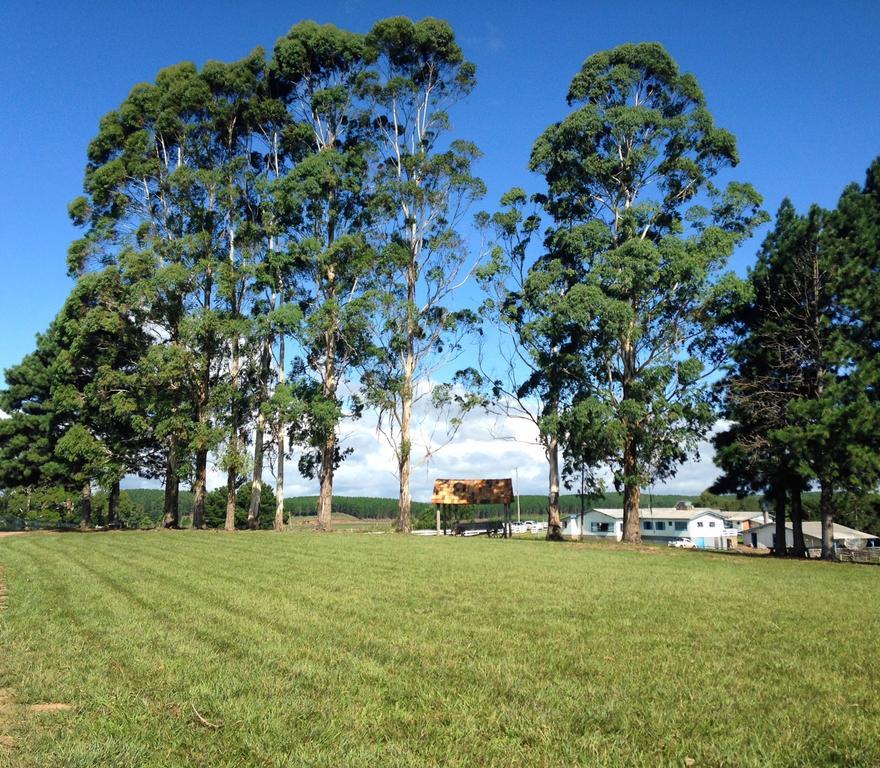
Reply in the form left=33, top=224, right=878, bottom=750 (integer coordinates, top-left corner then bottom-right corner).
left=713, top=201, right=819, bottom=556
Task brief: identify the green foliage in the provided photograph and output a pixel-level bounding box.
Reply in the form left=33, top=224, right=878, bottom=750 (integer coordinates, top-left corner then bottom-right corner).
left=0, top=324, right=66, bottom=491
left=10, top=21, right=877, bottom=543
left=530, top=43, right=765, bottom=509
left=477, top=43, right=765, bottom=542
left=0, top=486, right=79, bottom=528
left=270, top=22, right=378, bottom=494
left=120, top=489, right=194, bottom=525
left=713, top=200, right=817, bottom=500
left=203, top=483, right=275, bottom=529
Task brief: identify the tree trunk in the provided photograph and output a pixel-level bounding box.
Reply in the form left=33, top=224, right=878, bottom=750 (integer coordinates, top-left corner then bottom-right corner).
left=396, top=246, right=419, bottom=535
left=162, top=444, right=179, bottom=529
left=274, top=334, right=286, bottom=532
left=579, top=487, right=586, bottom=543
left=620, top=324, right=641, bottom=544
left=247, top=424, right=265, bottom=530
left=396, top=336, right=414, bottom=534
left=546, top=432, right=563, bottom=540
left=225, top=341, right=239, bottom=533
left=316, top=331, right=337, bottom=532
left=621, top=437, right=641, bottom=543
left=316, top=430, right=335, bottom=531
left=225, top=468, right=237, bottom=531
left=192, top=449, right=207, bottom=529
left=248, top=337, right=272, bottom=530
left=819, top=475, right=834, bottom=560
left=108, top=479, right=120, bottom=527
left=274, top=425, right=285, bottom=532
left=224, top=223, right=239, bottom=533
left=789, top=483, right=806, bottom=557
left=773, top=484, right=787, bottom=556
left=79, top=482, right=92, bottom=530
left=193, top=266, right=212, bottom=531
left=397, top=427, right=412, bottom=533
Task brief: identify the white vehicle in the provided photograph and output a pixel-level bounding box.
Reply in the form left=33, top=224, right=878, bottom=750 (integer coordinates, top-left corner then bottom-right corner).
left=668, top=537, right=696, bottom=549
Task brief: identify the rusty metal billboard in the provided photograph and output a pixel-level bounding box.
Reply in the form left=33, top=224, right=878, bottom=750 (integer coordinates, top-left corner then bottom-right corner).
left=431, top=478, right=514, bottom=505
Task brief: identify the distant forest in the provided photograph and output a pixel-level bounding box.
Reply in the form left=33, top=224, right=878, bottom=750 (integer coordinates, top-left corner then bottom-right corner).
left=6, top=487, right=877, bottom=533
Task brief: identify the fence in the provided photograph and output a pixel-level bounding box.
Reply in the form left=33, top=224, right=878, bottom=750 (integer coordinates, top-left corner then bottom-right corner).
left=835, top=547, right=880, bottom=564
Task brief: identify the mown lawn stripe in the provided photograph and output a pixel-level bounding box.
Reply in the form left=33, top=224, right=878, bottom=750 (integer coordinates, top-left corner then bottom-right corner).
left=1, top=532, right=878, bottom=767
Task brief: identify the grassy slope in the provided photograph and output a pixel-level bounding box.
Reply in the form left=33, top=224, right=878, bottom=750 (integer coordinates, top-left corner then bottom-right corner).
left=0, top=532, right=878, bottom=767
left=288, top=514, right=394, bottom=532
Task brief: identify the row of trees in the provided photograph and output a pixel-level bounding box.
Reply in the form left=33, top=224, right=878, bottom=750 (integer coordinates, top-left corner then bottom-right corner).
left=1, top=21, right=878, bottom=555
left=1, top=18, right=483, bottom=534
left=712, top=161, right=880, bottom=556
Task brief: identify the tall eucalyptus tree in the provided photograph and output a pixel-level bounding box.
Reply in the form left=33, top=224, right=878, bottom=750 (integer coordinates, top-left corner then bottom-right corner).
left=476, top=189, right=589, bottom=539
left=362, top=17, right=485, bottom=533
left=200, top=52, right=269, bottom=531
left=271, top=21, right=378, bottom=530
left=529, top=43, right=765, bottom=542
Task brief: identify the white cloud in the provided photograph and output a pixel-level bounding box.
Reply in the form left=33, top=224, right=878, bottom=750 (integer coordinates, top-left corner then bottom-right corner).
left=462, top=23, right=505, bottom=56
left=286, top=408, right=725, bottom=502
left=486, top=23, right=504, bottom=53
left=122, top=405, right=726, bottom=503
left=649, top=433, right=723, bottom=496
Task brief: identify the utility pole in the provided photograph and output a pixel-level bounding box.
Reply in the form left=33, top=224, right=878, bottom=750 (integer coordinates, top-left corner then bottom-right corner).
left=515, top=467, right=521, bottom=523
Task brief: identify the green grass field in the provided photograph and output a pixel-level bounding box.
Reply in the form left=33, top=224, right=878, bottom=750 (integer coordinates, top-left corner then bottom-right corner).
left=1, top=532, right=878, bottom=767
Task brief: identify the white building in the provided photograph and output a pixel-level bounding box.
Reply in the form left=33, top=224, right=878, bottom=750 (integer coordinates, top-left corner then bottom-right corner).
left=564, top=508, right=623, bottom=541
left=743, top=521, right=879, bottom=552
left=719, top=510, right=768, bottom=533
left=565, top=504, right=738, bottom=549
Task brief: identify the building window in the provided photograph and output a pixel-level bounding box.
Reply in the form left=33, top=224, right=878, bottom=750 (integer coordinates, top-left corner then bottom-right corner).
left=708, top=521, right=716, bottom=528
left=643, top=521, right=654, bottom=530
left=655, top=521, right=666, bottom=530
left=675, top=521, right=687, bottom=531
left=590, top=522, right=609, bottom=532
left=697, top=522, right=704, bottom=528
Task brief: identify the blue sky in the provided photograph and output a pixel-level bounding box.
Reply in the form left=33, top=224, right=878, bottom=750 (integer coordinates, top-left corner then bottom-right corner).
left=1, top=0, right=879, bottom=496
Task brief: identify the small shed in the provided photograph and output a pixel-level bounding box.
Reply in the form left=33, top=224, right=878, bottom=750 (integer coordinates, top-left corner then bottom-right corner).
left=743, top=521, right=879, bottom=552
left=431, top=479, right=514, bottom=537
